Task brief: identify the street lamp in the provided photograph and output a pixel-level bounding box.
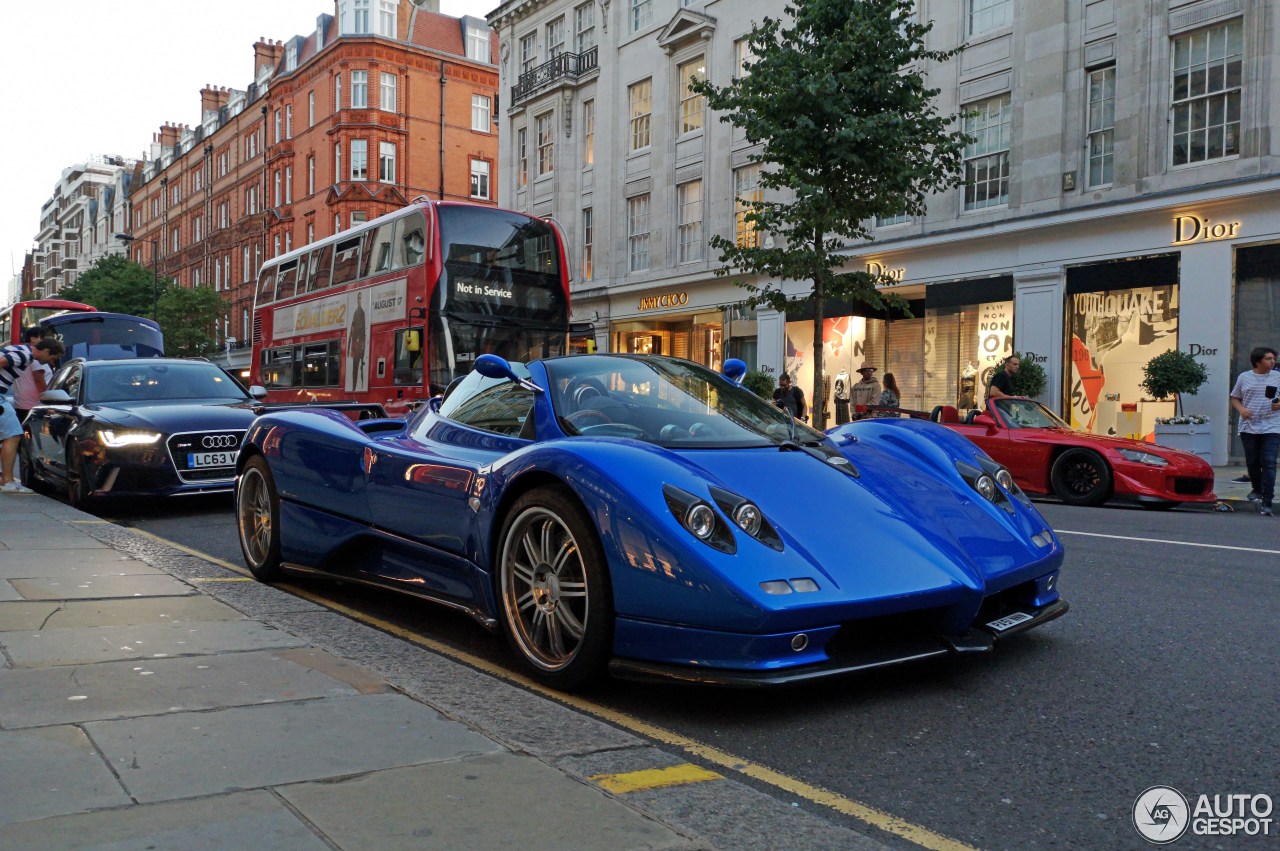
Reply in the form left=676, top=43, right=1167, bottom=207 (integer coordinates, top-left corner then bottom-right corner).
left=113, top=233, right=159, bottom=319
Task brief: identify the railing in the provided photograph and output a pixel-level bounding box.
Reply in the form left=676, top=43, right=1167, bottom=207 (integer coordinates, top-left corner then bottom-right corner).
left=512, top=47, right=598, bottom=105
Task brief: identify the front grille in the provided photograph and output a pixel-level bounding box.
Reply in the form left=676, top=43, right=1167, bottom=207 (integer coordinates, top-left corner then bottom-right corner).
left=166, top=430, right=246, bottom=483
left=1173, top=477, right=1211, bottom=495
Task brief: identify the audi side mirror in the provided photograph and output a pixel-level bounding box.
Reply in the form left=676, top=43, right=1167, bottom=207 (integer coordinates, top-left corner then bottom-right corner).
left=249, top=385, right=268, bottom=400
left=40, top=389, right=74, bottom=404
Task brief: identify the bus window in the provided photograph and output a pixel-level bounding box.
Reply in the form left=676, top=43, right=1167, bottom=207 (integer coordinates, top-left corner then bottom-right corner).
left=301, top=340, right=341, bottom=387
left=332, top=238, right=362, bottom=285
left=393, top=326, right=424, bottom=385
left=276, top=259, right=300, bottom=301
left=309, top=244, right=333, bottom=292
left=395, top=211, right=428, bottom=268
left=262, top=347, right=294, bottom=388
left=257, top=267, right=277, bottom=304
left=362, top=220, right=398, bottom=277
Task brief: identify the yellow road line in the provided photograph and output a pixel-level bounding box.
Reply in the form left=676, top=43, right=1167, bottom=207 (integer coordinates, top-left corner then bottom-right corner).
left=589, top=764, right=723, bottom=794
left=132, top=528, right=977, bottom=851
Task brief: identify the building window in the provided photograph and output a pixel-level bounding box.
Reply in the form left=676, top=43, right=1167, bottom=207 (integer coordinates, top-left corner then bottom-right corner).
left=628, top=194, right=650, bottom=272
left=173, top=230, right=180, bottom=252
left=285, top=43, right=297, bottom=71
left=274, top=169, right=282, bottom=206
left=963, top=93, right=1011, bottom=210
left=285, top=232, right=292, bottom=253
left=380, top=72, right=397, bottom=111
left=307, top=222, right=315, bottom=243
left=193, top=169, right=202, bottom=192
left=308, top=155, right=315, bottom=195
left=520, top=32, right=539, bottom=74
left=472, top=94, right=491, bottom=131
left=546, top=17, right=565, bottom=58
left=243, top=246, right=250, bottom=280
left=354, top=0, right=370, bottom=33
left=631, top=0, right=652, bottom=32
left=467, top=27, right=491, bottom=62
left=735, top=38, right=754, bottom=77
left=1171, top=19, right=1242, bottom=167
left=583, top=100, right=595, bottom=165
left=286, top=105, right=293, bottom=138
left=536, top=113, right=554, bottom=175
left=379, top=142, right=396, bottom=183
left=575, top=2, right=595, bottom=53
left=677, top=180, right=703, bottom=263
left=679, top=57, right=705, bottom=134
left=218, top=201, right=228, bottom=228
left=308, top=91, right=315, bottom=126
left=351, top=71, right=368, bottom=108
left=734, top=165, right=762, bottom=248
left=194, top=215, right=202, bottom=242
left=471, top=160, right=491, bottom=199
left=581, top=207, right=593, bottom=280
left=285, top=165, right=293, bottom=203
left=1087, top=66, right=1116, bottom=187
left=334, top=142, right=342, bottom=182
left=876, top=212, right=911, bottom=227
left=219, top=151, right=228, bottom=176
left=274, top=109, right=282, bottom=143
left=335, top=214, right=342, bottom=233
left=516, top=128, right=528, bottom=187
left=334, top=73, right=342, bottom=111
left=352, top=211, right=367, bottom=227
left=629, top=79, right=652, bottom=151
left=351, top=139, right=368, bottom=180
left=377, top=0, right=396, bottom=36
left=968, top=0, right=1011, bottom=36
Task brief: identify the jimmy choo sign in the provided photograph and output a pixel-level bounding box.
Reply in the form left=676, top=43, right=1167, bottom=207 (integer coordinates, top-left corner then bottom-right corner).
left=638, top=291, right=689, bottom=311
left=1172, top=214, right=1240, bottom=245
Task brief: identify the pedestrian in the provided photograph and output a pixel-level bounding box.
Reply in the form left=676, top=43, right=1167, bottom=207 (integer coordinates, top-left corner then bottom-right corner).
left=875, top=372, right=901, bottom=417
left=0, top=336, right=65, bottom=493
left=987, top=355, right=1020, bottom=402
left=772, top=372, right=807, bottom=421
left=11, top=326, right=56, bottom=423
left=1228, top=346, right=1280, bottom=516
left=850, top=363, right=880, bottom=418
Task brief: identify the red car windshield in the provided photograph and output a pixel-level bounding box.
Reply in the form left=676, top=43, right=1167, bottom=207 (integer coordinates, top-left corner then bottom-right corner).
left=994, top=398, right=1073, bottom=430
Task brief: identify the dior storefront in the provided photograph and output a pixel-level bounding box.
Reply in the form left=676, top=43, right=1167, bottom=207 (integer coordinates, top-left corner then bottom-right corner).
left=758, top=180, right=1280, bottom=465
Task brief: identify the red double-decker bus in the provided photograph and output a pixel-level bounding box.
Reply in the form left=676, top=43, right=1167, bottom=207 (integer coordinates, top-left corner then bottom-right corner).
left=251, top=201, right=570, bottom=415
left=0, top=298, right=96, bottom=344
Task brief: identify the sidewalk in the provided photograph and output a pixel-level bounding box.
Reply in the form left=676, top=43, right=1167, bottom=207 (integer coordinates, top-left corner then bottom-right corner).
left=1211, top=463, right=1258, bottom=510
left=0, top=493, right=886, bottom=851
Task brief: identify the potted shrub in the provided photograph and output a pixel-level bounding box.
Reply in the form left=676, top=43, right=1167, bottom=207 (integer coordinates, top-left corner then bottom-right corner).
left=742, top=369, right=775, bottom=400
left=1143, top=349, right=1211, bottom=459
left=1008, top=352, right=1048, bottom=399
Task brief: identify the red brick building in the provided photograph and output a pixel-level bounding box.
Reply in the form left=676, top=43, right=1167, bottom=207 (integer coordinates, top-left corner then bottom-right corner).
left=120, top=2, right=498, bottom=371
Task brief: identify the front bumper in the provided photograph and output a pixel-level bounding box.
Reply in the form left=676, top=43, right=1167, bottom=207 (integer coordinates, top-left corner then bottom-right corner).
left=608, top=598, right=1069, bottom=688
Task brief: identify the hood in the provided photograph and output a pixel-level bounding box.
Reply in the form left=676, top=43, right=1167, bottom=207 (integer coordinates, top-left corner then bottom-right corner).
left=84, top=400, right=259, bottom=433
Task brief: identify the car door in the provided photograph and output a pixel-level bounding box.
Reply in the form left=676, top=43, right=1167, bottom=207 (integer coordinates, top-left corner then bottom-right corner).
left=28, top=362, right=83, bottom=484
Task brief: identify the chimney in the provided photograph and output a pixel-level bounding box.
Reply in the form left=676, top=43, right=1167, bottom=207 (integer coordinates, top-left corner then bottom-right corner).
left=200, top=84, right=230, bottom=116
left=156, top=123, right=182, bottom=148
left=253, top=38, right=285, bottom=77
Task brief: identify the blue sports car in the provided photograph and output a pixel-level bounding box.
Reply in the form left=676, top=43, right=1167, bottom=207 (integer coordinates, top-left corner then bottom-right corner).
left=235, top=354, right=1067, bottom=690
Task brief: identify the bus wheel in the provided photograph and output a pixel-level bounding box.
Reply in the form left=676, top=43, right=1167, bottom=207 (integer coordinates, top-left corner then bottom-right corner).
left=497, top=486, right=612, bottom=691
left=237, top=456, right=283, bottom=581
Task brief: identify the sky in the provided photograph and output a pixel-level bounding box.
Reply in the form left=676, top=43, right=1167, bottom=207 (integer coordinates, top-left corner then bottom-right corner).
left=1, top=0, right=495, bottom=298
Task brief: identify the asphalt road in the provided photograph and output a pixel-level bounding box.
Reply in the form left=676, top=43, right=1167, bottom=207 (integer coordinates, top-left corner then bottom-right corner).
left=100, top=494, right=1279, bottom=850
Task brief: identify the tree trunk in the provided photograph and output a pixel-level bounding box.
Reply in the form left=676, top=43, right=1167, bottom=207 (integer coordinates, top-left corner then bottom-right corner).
left=811, top=229, right=826, bottom=431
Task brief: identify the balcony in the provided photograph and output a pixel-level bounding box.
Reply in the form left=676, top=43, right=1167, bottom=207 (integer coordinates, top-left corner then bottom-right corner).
left=512, top=47, right=598, bottom=106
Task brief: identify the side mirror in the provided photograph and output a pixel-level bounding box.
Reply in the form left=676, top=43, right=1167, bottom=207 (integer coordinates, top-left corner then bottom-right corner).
left=40, top=389, right=73, bottom=404
left=474, top=353, right=518, bottom=381
left=249, top=385, right=269, bottom=400
left=428, top=395, right=444, bottom=413
left=972, top=413, right=998, bottom=430
left=721, top=358, right=748, bottom=385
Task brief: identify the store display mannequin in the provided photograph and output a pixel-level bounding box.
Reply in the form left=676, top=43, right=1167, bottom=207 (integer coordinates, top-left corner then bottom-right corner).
left=959, top=361, right=978, bottom=409
left=834, top=369, right=851, bottom=424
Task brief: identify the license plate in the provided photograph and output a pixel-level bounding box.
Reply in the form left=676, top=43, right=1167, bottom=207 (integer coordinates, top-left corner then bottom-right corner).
left=187, top=451, right=237, bottom=468
left=985, top=611, right=1034, bottom=632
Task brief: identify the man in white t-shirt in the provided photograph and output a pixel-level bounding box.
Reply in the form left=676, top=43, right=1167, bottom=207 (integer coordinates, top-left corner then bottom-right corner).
left=0, top=336, right=65, bottom=493
left=1229, top=346, right=1280, bottom=516
left=11, top=326, right=55, bottom=421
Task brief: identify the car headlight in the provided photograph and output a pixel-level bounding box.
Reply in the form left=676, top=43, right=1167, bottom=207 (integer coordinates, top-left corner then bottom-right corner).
left=99, top=429, right=163, bottom=447
left=975, top=475, right=997, bottom=501
left=685, top=503, right=717, bottom=539
left=663, top=484, right=735, bottom=554
left=995, top=468, right=1015, bottom=491
left=1116, top=448, right=1169, bottom=466
left=732, top=502, right=763, bottom=536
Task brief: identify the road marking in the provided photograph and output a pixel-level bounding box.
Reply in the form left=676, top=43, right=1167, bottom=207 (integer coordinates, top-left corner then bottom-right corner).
left=1057, top=529, right=1280, bottom=555
left=590, top=764, right=722, bottom=794
left=127, top=528, right=976, bottom=851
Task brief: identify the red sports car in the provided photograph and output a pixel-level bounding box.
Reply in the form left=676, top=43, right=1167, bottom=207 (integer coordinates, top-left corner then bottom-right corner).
left=926, top=398, right=1217, bottom=508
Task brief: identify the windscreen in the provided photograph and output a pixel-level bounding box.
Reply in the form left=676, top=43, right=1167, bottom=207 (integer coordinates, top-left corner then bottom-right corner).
left=48, top=316, right=164, bottom=360
left=85, top=362, right=249, bottom=404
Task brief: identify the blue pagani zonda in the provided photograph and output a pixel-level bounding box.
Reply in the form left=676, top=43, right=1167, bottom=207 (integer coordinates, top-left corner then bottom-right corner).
left=235, top=354, right=1067, bottom=690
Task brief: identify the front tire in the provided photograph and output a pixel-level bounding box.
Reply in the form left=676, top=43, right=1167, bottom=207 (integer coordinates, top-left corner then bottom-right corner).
left=1050, top=449, right=1112, bottom=506
left=237, top=456, right=283, bottom=581
left=497, top=486, right=612, bottom=691
left=66, top=449, right=95, bottom=509
left=18, top=439, right=39, bottom=490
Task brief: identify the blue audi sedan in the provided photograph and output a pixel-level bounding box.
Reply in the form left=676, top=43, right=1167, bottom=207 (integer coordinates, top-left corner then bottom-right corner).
left=20, top=358, right=263, bottom=508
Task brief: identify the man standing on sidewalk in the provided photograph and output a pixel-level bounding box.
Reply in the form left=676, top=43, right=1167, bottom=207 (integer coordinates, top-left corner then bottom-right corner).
left=1229, top=346, right=1280, bottom=516
left=0, top=336, right=65, bottom=493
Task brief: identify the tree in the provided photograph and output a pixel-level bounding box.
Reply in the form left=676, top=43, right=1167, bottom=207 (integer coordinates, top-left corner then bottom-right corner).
left=690, top=0, right=970, bottom=428
left=1141, top=349, right=1208, bottom=417
left=59, top=255, right=229, bottom=358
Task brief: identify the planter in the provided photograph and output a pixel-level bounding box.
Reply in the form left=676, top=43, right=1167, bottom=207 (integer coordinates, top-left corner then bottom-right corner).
left=1153, top=423, right=1212, bottom=462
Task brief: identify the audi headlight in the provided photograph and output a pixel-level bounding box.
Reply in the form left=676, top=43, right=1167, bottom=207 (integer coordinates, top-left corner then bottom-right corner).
left=99, top=429, right=163, bottom=447
left=1117, top=448, right=1169, bottom=466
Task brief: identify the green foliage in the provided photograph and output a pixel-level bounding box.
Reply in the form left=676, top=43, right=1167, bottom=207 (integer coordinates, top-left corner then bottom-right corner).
left=742, top=369, right=775, bottom=400
left=688, top=0, right=970, bottom=426
left=59, top=255, right=228, bottom=358
left=1008, top=353, right=1047, bottom=398
left=1142, top=349, right=1208, bottom=415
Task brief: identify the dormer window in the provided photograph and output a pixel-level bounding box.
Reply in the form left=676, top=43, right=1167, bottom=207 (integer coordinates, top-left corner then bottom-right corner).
left=467, top=26, right=491, bottom=62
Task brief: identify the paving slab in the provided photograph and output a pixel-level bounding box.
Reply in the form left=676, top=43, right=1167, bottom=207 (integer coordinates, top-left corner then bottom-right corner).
left=8, top=572, right=196, bottom=601
left=0, top=529, right=112, bottom=549
left=0, top=647, right=390, bottom=728
left=0, top=549, right=155, bottom=579
left=84, top=692, right=504, bottom=803
left=0, top=725, right=130, bottom=826
left=0, top=595, right=244, bottom=632
left=278, top=752, right=699, bottom=850
left=0, top=618, right=304, bottom=667
left=0, top=789, right=331, bottom=851
left=0, top=581, right=19, bottom=602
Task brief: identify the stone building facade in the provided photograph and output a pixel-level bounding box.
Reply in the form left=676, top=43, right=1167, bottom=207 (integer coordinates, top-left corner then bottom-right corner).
left=31, top=156, right=137, bottom=298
